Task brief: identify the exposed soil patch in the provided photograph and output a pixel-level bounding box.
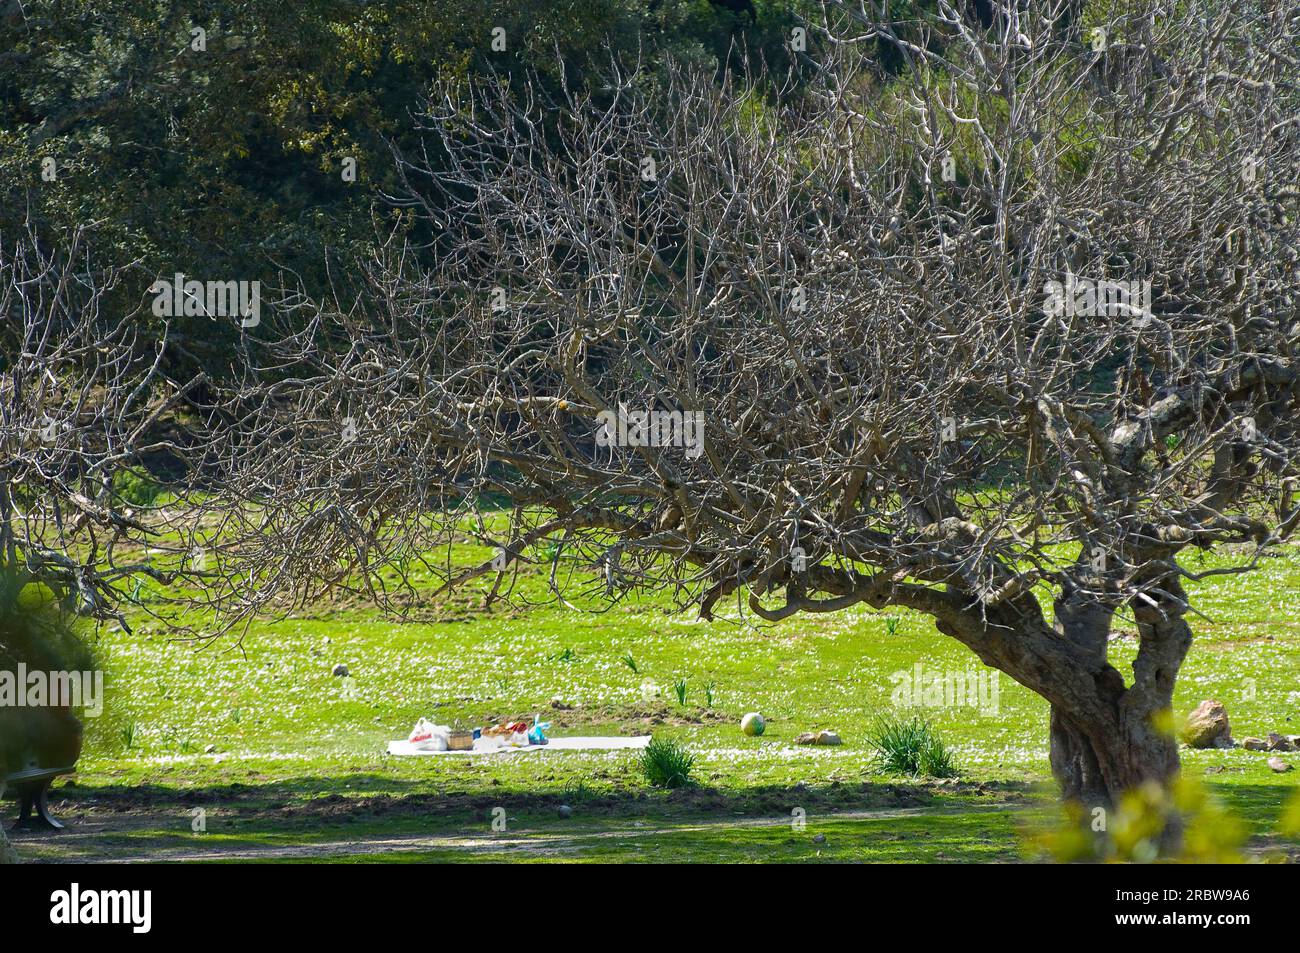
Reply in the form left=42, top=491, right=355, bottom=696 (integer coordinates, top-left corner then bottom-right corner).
left=545, top=701, right=730, bottom=730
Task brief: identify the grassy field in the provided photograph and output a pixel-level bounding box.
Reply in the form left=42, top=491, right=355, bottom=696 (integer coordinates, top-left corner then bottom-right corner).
left=11, top=536, right=1300, bottom=863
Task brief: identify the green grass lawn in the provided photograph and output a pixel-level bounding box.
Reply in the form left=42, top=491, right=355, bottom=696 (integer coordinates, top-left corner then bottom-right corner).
left=11, top=539, right=1300, bottom=863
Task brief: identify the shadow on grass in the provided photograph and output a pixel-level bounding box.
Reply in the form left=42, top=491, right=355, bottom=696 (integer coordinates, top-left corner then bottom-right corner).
left=14, top=776, right=1293, bottom=863
left=229, top=809, right=1029, bottom=864
left=11, top=773, right=1046, bottom=863
left=8, top=773, right=1040, bottom=850
left=39, top=771, right=1037, bottom=818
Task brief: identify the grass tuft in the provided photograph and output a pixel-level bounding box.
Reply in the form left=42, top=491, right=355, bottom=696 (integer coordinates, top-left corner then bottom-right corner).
left=867, top=713, right=957, bottom=778
left=640, top=736, right=695, bottom=788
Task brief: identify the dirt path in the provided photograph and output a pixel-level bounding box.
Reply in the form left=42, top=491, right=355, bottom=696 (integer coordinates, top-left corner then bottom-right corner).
left=17, top=802, right=1016, bottom=863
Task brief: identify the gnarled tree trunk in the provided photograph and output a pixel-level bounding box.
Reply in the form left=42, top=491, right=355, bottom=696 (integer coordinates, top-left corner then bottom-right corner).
left=1044, top=581, right=1194, bottom=851
left=1049, top=699, right=1183, bottom=807
left=932, top=581, right=1192, bottom=851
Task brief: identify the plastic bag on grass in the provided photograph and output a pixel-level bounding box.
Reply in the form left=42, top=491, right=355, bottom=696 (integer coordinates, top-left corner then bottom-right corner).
left=408, top=718, right=450, bottom=751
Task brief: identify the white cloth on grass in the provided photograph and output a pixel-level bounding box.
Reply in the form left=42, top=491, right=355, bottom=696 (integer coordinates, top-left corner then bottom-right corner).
left=386, top=736, right=651, bottom=756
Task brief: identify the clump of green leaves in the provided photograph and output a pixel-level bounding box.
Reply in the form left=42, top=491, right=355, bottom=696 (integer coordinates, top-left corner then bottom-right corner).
left=1030, top=776, right=1250, bottom=863
left=673, top=677, right=688, bottom=705
left=640, top=737, right=695, bottom=789
left=704, top=681, right=715, bottom=708
left=562, top=778, right=595, bottom=803
left=621, top=653, right=638, bottom=673
left=867, top=713, right=956, bottom=778
left=0, top=575, right=98, bottom=773
left=112, top=468, right=166, bottom=507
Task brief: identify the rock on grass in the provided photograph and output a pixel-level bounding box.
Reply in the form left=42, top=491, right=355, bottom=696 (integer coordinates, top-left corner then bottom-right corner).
left=1180, top=700, right=1233, bottom=749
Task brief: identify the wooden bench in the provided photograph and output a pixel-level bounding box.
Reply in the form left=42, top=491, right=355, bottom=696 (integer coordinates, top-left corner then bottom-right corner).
left=3, top=761, right=76, bottom=830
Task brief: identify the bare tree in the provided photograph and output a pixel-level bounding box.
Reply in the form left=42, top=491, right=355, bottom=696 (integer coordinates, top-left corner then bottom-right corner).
left=5, top=0, right=1298, bottom=857
left=0, top=219, right=231, bottom=862
left=0, top=222, right=221, bottom=632
left=206, top=1, right=1298, bottom=834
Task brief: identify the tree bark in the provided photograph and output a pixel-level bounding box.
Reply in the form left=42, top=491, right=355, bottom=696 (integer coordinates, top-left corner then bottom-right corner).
left=1049, top=701, right=1182, bottom=806
left=1044, top=580, right=1193, bottom=853
left=881, top=578, right=1193, bottom=851
left=1049, top=708, right=1113, bottom=805
left=1046, top=586, right=1142, bottom=807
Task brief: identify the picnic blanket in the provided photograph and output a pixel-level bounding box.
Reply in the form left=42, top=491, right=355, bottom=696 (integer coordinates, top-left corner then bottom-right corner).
left=387, top=736, right=651, bottom=757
